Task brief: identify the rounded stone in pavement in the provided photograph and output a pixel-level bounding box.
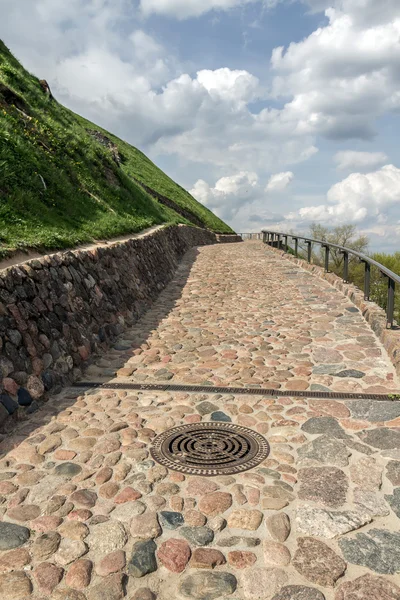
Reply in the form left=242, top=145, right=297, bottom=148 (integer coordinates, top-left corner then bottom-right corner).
left=0, top=522, right=30, bottom=550
left=32, top=531, right=61, bottom=561
left=38, top=434, right=62, bottom=455
left=112, top=501, right=146, bottom=522
left=0, top=548, right=30, bottom=572
left=128, top=539, right=157, bottom=578
left=334, top=574, right=400, bottom=600
left=157, top=538, right=191, bottom=573
left=180, top=571, right=237, bottom=600
left=65, top=558, right=93, bottom=589
left=184, top=510, right=207, bottom=527
left=6, top=504, right=41, bottom=521
left=70, top=489, right=97, bottom=508
left=266, top=513, right=290, bottom=542
left=159, top=510, right=184, bottom=530
left=187, top=478, right=219, bottom=496
left=196, top=401, right=219, bottom=415
left=87, top=520, right=128, bottom=553
left=264, top=541, right=291, bottom=567
left=31, top=515, right=63, bottom=533
left=130, top=512, right=161, bottom=539
left=156, top=482, right=179, bottom=497
left=54, top=539, right=88, bottom=566
left=210, top=412, right=231, bottom=422
left=227, top=509, right=263, bottom=530
left=272, top=586, right=326, bottom=600
left=180, top=526, right=214, bottom=546
left=241, top=567, right=288, bottom=600
left=207, top=516, right=226, bottom=532
left=33, top=561, right=64, bottom=595
left=199, top=492, right=232, bottom=517
left=0, top=571, right=33, bottom=599
left=114, top=487, right=142, bottom=504
left=218, top=536, right=260, bottom=548
left=55, top=462, right=83, bottom=477
left=58, top=520, right=89, bottom=541
left=227, top=550, right=257, bottom=569
left=190, top=548, right=226, bottom=569
left=86, top=573, right=125, bottom=600
left=96, top=550, right=126, bottom=576
left=292, top=537, right=346, bottom=587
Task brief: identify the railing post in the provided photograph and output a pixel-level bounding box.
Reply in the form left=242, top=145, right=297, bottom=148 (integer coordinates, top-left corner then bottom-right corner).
left=362, top=261, right=371, bottom=300
left=306, top=241, right=312, bottom=263
left=293, top=237, right=298, bottom=257
left=323, top=245, right=330, bottom=272
left=387, top=277, right=395, bottom=328
left=342, top=251, right=349, bottom=282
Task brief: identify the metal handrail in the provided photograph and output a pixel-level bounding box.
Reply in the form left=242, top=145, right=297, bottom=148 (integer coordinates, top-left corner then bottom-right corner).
left=261, top=229, right=399, bottom=328
left=238, top=232, right=262, bottom=239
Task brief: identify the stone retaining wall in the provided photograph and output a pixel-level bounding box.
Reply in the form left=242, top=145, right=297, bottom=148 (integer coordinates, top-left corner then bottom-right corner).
left=266, top=244, right=400, bottom=379
left=0, top=225, right=241, bottom=425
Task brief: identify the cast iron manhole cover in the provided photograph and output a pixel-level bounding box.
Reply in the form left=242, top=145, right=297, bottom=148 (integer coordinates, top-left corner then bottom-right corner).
left=150, top=422, right=270, bottom=476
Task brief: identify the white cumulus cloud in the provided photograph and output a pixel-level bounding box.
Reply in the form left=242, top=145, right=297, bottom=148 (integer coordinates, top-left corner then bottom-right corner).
left=139, top=0, right=278, bottom=19
left=334, top=151, right=389, bottom=172
left=265, top=171, right=294, bottom=192
left=190, top=172, right=260, bottom=219
left=286, top=164, right=400, bottom=226
left=270, top=6, right=400, bottom=140
left=196, top=68, right=261, bottom=106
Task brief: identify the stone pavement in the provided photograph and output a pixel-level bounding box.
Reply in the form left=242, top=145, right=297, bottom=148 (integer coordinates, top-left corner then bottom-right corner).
left=0, top=241, right=400, bottom=600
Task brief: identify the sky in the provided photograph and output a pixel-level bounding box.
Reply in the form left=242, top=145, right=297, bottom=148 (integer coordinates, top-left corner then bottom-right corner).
left=1, top=0, right=400, bottom=252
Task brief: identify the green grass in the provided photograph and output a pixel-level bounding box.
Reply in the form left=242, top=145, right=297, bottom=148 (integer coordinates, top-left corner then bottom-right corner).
left=0, top=41, right=233, bottom=256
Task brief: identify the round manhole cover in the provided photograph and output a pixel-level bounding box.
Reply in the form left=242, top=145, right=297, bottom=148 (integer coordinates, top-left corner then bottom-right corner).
left=150, top=422, right=270, bottom=476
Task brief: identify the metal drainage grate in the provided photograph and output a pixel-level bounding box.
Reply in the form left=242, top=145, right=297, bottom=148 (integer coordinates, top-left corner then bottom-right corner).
left=150, top=422, right=270, bottom=477
left=72, top=381, right=399, bottom=402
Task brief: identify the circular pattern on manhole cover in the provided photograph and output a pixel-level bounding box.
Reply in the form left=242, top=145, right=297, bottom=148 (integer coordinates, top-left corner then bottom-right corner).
left=150, top=422, right=270, bottom=476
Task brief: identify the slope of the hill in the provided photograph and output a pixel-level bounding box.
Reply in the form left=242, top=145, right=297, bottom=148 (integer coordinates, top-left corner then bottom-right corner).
left=0, top=41, right=233, bottom=257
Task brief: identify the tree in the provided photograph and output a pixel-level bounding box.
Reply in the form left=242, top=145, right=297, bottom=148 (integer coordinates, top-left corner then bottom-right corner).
left=308, top=224, right=369, bottom=271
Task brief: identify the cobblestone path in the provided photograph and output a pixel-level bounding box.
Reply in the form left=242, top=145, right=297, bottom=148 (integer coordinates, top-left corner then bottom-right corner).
left=0, top=241, right=400, bottom=600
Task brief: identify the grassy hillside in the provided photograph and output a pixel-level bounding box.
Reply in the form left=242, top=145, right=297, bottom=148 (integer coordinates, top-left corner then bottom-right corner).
left=0, top=41, right=233, bottom=256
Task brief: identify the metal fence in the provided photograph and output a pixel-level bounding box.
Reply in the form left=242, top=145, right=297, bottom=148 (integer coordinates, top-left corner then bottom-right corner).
left=262, top=230, right=400, bottom=328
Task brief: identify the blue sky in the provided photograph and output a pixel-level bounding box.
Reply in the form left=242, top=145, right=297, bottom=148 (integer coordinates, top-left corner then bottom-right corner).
left=1, top=0, right=400, bottom=251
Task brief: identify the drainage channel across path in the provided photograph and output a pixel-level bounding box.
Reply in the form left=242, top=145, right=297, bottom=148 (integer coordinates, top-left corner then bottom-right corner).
left=0, top=241, right=400, bottom=600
